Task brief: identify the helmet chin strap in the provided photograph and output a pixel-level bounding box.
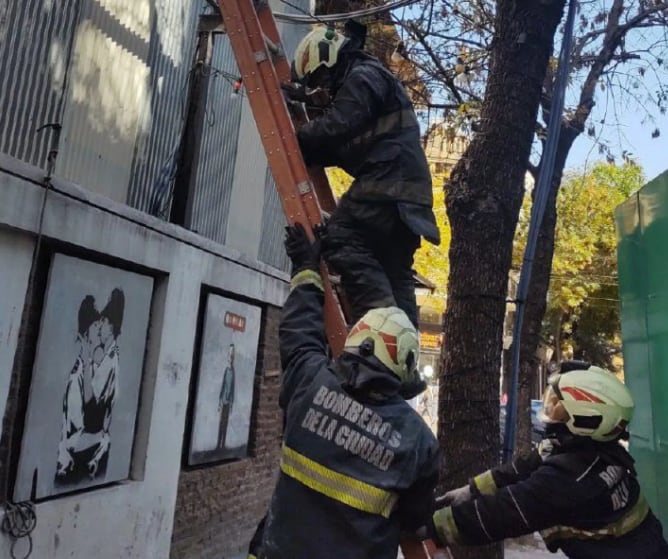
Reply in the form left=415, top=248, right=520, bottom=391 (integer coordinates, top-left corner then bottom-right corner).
left=543, top=422, right=592, bottom=449
left=398, top=369, right=427, bottom=400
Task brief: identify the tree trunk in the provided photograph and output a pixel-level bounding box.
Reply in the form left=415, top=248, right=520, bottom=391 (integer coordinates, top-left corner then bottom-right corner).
left=514, top=129, right=577, bottom=453
left=515, top=360, right=536, bottom=455
left=553, top=309, right=563, bottom=362
left=438, top=1, right=565, bottom=558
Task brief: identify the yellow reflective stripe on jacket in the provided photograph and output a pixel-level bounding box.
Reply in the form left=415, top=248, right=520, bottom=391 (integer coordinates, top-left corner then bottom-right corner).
left=541, top=495, right=649, bottom=543
left=432, top=505, right=462, bottom=545
left=473, top=470, right=497, bottom=496
left=290, top=269, right=324, bottom=292
left=280, top=444, right=398, bottom=518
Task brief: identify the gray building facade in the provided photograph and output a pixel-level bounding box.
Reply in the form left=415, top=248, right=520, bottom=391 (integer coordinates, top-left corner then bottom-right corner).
left=0, top=1, right=310, bottom=557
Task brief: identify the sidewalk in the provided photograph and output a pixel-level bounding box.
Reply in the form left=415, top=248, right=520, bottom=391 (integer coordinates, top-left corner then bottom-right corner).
left=505, top=543, right=566, bottom=558
left=505, top=533, right=566, bottom=558
left=396, top=533, right=567, bottom=559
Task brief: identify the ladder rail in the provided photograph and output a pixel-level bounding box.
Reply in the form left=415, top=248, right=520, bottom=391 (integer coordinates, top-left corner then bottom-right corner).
left=218, top=0, right=347, bottom=354
left=223, top=0, right=311, bottom=219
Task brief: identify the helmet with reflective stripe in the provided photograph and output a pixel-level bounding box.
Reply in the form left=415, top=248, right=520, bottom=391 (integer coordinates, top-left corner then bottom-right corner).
left=540, top=366, right=634, bottom=442
left=343, top=306, right=419, bottom=384
left=293, top=25, right=349, bottom=82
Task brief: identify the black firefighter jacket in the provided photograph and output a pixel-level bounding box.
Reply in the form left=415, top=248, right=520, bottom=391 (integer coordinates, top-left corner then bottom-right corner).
left=260, top=271, right=440, bottom=559
left=297, top=54, right=440, bottom=245
left=434, top=438, right=668, bottom=559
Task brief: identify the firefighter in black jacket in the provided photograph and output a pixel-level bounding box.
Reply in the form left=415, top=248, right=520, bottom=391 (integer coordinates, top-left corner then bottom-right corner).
left=258, top=223, right=439, bottom=559
left=427, top=363, right=668, bottom=559
left=286, top=25, right=440, bottom=328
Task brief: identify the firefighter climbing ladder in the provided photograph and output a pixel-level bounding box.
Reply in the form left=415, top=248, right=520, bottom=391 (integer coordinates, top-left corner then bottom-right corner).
left=217, top=0, right=347, bottom=356
left=216, top=1, right=445, bottom=557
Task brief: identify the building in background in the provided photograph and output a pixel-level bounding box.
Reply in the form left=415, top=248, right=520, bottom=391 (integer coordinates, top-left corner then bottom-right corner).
left=424, top=123, right=469, bottom=181
left=0, top=2, right=312, bottom=558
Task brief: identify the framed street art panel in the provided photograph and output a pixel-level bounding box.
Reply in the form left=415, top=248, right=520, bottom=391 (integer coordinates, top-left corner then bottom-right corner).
left=14, top=254, right=153, bottom=500
left=188, top=294, right=262, bottom=465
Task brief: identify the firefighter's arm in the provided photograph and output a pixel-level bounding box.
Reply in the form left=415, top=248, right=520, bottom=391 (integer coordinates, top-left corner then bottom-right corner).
left=474, top=449, right=543, bottom=495
left=436, top=450, right=542, bottom=508
left=297, top=66, right=386, bottom=165
left=279, top=224, right=329, bottom=408
left=432, top=462, right=580, bottom=546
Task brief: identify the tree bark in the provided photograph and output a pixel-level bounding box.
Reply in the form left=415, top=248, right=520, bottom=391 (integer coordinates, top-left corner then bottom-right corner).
left=438, top=1, right=565, bottom=558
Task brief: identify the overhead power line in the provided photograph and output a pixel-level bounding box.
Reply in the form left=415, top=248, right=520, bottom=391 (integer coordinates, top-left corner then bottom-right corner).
left=274, top=0, right=421, bottom=23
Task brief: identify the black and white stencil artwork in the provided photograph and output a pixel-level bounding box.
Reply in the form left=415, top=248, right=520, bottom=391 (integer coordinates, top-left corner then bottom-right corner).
left=189, top=294, right=261, bottom=465
left=14, top=254, right=153, bottom=500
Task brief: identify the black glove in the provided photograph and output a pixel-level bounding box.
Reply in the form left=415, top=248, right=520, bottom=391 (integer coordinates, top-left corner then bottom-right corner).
left=281, top=81, right=308, bottom=103
left=284, top=222, right=322, bottom=275
left=281, top=82, right=332, bottom=108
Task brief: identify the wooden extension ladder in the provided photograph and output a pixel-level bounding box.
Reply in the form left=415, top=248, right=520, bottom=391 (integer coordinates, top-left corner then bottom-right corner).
left=216, top=1, right=444, bottom=557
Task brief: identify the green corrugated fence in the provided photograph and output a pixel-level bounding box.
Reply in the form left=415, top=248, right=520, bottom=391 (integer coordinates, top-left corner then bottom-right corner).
left=615, top=169, right=668, bottom=528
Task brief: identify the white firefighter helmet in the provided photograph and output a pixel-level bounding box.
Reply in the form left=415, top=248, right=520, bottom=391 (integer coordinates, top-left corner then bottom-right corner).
left=540, top=366, right=634, bottom=442
left=293, top=25, right=348, bottom=82
left=344, top=306, right=419, bottom=384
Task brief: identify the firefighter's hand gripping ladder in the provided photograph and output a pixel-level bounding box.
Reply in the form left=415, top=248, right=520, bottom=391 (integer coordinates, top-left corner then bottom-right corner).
left=217, top=1, right=444, bottom=557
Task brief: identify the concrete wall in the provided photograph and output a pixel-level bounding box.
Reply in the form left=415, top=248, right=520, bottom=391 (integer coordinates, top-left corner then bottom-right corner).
left=170, top=306, right=283, bottom=559
left=0, top=156, right=288, bottom=559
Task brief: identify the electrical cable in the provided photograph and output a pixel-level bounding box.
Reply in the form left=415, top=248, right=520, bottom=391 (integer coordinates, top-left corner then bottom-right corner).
left=274, top=0, right=421, bottom=23
left=502, top=0, right=579, bottom=463
left=1, top=2, right=86, bottom=551
left=1, top=502, right=36, bottom=559
left=275, top=0, right=329, bottom=25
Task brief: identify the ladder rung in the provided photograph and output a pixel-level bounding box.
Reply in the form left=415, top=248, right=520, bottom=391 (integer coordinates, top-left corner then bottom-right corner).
left=263, top=33, right=281, bottom=58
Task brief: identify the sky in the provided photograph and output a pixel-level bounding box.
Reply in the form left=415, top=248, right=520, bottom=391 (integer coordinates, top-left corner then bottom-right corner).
left=392, top=0, right=668, bottom=185
left=562, top=11, right=668, bottom=184
left=566, top=106, right=668, bottom=183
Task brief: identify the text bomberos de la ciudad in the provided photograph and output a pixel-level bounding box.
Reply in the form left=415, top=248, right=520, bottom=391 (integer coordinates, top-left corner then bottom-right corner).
left=300, top=385, right=402, bottom=471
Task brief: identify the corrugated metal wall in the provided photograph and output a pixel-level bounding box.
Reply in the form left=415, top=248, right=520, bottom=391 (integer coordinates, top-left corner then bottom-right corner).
left=187, top=36, right=243, bottom=244
left=55, top=0, right=152, bottom=203
left=223, top=97, right=270, bottom=259
left=127, top=0, right=201, bottom=216
left=0, top=0, right=83, bottom=170
left=258, top=166, right=290, bottom=271
left=0, top=0, right=311, bottom=273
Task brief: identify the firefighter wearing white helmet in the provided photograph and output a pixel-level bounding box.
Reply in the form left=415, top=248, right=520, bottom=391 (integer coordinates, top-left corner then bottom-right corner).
left=284, top=22, right=440, bottom=331
left=255, top=223, right=439, bottom=559
left=292, top=26, right=349, bottom=85
left=343, top=305, right=424, bottom=395
left=425, top=361, right=668, bottom=559
left=540, top=365, right=634, bottom=442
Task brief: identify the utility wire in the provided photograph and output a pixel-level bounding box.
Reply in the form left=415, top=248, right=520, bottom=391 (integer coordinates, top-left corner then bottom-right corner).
left=274, top=0, right=421, bottom=23
left=276, top=0, right=329, bottom=25
left=502, top=0, right=579, bottom=463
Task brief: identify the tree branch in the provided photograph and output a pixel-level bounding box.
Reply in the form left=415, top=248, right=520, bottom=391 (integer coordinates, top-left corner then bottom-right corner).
left=404, top=22, right=466, bottom=105
left=568, top=0, right=625, bottom=132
